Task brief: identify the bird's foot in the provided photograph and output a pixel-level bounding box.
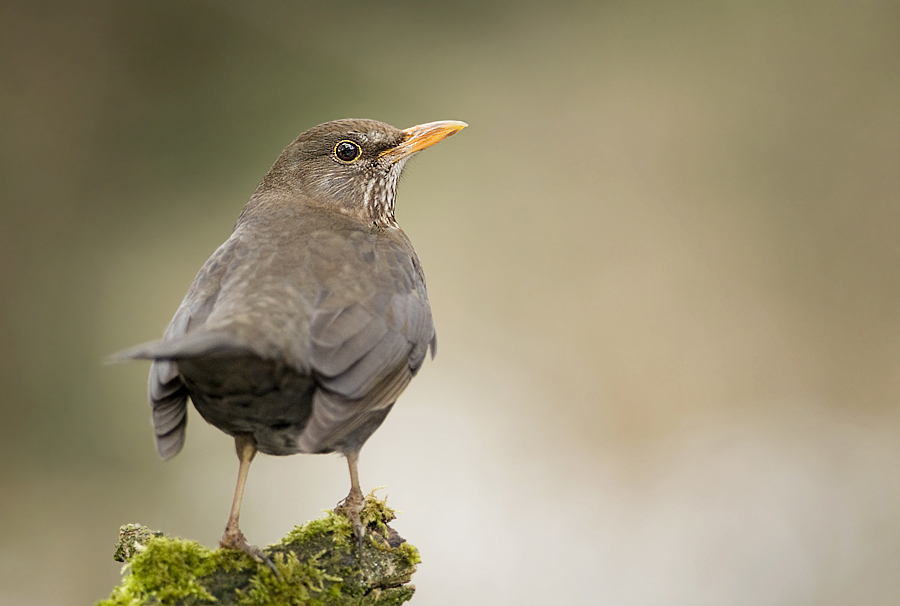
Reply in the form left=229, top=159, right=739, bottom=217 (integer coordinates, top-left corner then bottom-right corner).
left=335, top=491, right=366, bottom=554
left=220, top=527, right=279, bottom=578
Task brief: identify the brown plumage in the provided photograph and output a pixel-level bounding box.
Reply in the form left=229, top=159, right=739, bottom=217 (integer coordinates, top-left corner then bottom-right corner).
left=117, top=118, right=466, bottom=570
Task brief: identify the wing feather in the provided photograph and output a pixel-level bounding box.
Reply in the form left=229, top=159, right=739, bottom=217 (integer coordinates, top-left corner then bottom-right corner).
left=300, top=234, right=434, bottom=452
left=130, top=235, right=246, bottom=459
left=298, top=363, right=413, bottom=453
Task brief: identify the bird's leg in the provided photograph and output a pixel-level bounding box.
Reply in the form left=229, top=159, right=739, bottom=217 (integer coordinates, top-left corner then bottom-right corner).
left=220, top=433, right=278, bottom=576
left=336, top=451, right=366, bottom=553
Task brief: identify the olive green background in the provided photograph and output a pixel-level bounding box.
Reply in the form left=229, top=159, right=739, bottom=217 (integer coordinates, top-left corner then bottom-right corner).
left=2, top=2, right=900, bottom=604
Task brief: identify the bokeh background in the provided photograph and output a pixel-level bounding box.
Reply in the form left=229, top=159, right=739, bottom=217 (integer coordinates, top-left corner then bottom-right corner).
left=2, top=1, right=900, bottom=604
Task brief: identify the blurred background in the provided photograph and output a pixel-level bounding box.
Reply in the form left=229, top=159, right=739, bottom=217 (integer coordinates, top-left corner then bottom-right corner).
left=2, top=1, right=900, bottom=604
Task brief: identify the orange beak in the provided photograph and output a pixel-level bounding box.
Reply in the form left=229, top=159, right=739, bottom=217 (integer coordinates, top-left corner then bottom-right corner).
left=380, top=120, right=468, bottom=162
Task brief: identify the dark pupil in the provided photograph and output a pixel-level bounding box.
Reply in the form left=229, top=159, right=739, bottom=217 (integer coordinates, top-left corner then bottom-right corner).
left=336, top=141, right=359, bottom=161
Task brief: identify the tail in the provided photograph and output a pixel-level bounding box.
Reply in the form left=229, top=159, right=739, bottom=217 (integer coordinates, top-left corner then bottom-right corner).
left=107, top=331, right=252, bottom=363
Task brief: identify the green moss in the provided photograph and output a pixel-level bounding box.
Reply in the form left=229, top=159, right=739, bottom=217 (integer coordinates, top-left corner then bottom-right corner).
left=282, top=511, right=354, bottom=550
left=97, top=493, right=419, bottom=606
left=235, top=551, right=347, bottom=606
left=98, top=536, right=224, bottom=605
left=281, top=489, right=397, bottom=552
left=359, top=489, right=397, bottom=534
left=394, top=542, right=421, bottom=567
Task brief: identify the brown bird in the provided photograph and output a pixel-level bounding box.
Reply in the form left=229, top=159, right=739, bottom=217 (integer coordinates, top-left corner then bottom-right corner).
left=117, top=118, right=466, bottom=570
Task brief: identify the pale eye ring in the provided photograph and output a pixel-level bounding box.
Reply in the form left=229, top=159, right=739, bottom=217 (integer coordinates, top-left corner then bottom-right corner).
left=334, top=140, right=362, bottom=163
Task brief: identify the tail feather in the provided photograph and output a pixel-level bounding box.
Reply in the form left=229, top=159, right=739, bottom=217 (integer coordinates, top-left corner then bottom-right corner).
left=109, top=331, right=252, bottom=362
left=155, top=419, right=187, bottom=460
left=148, top=357, right=191, bottom=460
left=111, top=329, right=249, bottom=460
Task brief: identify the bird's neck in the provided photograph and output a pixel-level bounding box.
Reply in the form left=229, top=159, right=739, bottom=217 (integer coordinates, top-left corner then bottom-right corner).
left=363, top=160, right=405, bottom=229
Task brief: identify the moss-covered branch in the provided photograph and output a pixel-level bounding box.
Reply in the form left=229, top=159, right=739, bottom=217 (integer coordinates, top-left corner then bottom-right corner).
left=97, top=493, right=419, bottom=606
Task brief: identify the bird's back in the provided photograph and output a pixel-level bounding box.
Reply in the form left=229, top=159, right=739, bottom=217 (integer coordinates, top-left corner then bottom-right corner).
left=143, top=199, right=435, bottom=457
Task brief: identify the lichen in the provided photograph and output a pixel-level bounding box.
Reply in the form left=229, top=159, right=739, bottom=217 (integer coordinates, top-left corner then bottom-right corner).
left=113, top=524, right=165, bottom=563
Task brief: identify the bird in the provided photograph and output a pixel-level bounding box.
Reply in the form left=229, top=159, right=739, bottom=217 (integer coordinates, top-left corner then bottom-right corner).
left=115, top=118, right=466, bottom=571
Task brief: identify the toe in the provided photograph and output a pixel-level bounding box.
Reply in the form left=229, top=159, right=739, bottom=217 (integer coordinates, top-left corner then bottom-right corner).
left=245, top=544, right=280, bottom=578
left=335, top=499, right=366, bottom=555
left=221, top=532, right=280, bottom=579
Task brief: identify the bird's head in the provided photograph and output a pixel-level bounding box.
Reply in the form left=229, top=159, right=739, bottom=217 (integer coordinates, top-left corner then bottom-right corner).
left=257, top=118, right=466, bottom=228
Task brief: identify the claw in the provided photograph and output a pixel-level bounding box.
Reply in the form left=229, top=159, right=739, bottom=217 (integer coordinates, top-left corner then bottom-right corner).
left=336, top=493, right=366, bottom=556
left=243, top=542, right=280, bottom=579
left=221, top=529, right=280, bottom=579
left=356, top=520, right=365, bottom=555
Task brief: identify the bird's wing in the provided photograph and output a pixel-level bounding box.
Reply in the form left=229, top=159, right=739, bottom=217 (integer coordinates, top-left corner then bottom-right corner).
left=118, top=235, right=250, bottom=459
left=297, top=231, right=435, bottom=453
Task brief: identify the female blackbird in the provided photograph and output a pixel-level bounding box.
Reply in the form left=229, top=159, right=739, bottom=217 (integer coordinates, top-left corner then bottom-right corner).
left=118, top=118, right=466, bottom=569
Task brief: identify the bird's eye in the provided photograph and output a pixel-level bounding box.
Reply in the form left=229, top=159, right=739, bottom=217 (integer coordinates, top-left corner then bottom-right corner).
left=334, top=140, right=362, bottom=163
